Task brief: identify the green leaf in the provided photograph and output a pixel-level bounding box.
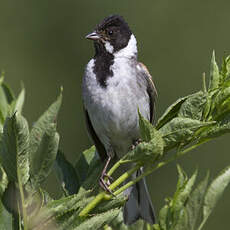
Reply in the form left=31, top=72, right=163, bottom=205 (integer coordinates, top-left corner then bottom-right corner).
left=158, top=167, right=197, bottom=230
left=212, top=87, right=230, bottom=120
left=139, top=110, right=155, bottom=141
left=178, top=91, right=207, bottom=121
left=198, top=122, right=230, bottom=140
left=209, top=51, right=220, bottom=90
left=54, top=150, right=79, bottom=196
left=220, top=55, right=230, bottom=80
left=202, top=90, right=218, bottom=121
left=30, top=93, right=62, bottom=160
left=11, top=87, right=25, bottom=114
left=29, top=192, right=93, bottom=229
left=109, top=210, right=146, bottom=230
left=153, top=224, right=161, bottom=230
left=77, top=208, right=120, bottom=230
left=172, top=167, right=197, bottom=217
left=173, top=208, right=189, bottom=230
left=0, top=113, right=30, bottom=184
left=125, top=129, right=164, bottom=163
left=176, top=165, right=187, bottom=190
left=75, top=146, right=97, bottom=185
left=156, top=95, right=190, bottom=129
left=94, top=194, right=125, bottom=213
left=0, top=166, right=8, bottom=196
left=199, top=166, right=230, bottom=230
left=159, top=118, right=214, bottom=150
left=126, top=113, right=164, bottom=163
left=30, top=124, right=59, bottom=187
left=109, top=210, right=130, bottom=230
left=186, top=172, right=209, bottom=230
left=77, top=156, right=103, bottom=195
left=1, top=82, right=15, bottom=105
left=0, top=200, right=13, bottom=230
left=0, top=84, right=10, bottom=121
left=158, top=205, right=169, bottom=230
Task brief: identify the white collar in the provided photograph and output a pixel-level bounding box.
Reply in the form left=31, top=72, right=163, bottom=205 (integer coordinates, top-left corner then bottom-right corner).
left=114, top=34, right=138, bottom=58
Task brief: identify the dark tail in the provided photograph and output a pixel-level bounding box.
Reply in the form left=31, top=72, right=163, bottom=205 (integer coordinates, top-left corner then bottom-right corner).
left=123, top=169, right=155, bottom=225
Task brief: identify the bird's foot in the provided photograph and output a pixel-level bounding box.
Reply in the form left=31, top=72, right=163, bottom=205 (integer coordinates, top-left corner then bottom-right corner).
left=131, top=138, right=142, bottom=150
left=99, top=174, right=115, bottom=196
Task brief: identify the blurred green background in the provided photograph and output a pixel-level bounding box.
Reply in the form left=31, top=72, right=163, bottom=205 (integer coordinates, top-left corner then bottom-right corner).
left=0, top=1, right=230, bottom=229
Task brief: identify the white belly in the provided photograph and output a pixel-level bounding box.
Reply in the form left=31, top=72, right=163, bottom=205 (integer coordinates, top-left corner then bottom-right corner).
left=82, top=58, right=149, bottom=157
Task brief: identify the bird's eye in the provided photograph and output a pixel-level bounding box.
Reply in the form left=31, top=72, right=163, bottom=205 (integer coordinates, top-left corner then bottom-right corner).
left=108, top=30, right=113, bottom=35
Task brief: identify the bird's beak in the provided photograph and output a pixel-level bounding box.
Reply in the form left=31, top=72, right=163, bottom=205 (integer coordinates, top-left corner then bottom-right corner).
left=85, top=31, right=100, bottom=41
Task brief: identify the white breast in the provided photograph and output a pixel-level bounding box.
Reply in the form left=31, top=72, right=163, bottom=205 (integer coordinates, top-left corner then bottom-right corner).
left=82, top=54, right=149, bottom=157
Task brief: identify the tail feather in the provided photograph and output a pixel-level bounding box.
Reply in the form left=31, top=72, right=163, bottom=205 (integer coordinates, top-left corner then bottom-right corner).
left=123, top=169, right=155, bottom=225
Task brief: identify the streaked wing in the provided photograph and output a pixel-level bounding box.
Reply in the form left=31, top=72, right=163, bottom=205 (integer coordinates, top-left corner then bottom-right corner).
left=83, top=108, right=107, bottom=161
left=138, top=62, right=157, bottom=124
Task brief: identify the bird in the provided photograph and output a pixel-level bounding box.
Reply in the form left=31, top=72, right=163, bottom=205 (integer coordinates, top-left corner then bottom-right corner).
left=82, top=14, right=157, bottom=225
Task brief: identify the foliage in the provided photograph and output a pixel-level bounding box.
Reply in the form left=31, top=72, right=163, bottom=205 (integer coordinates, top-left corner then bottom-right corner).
left=0, top=52, right=230, bottom=229
left=153, top=165, right=230, bottom=230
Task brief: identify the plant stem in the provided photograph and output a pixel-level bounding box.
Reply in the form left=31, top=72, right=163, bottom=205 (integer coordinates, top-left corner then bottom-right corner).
left=79, top=165, right=140, bottom=216
left=79, top=192, right=106, bottom=216
left=112, top=140, right=209, bottom=197
left=107, top=159, right=133, bottom=177
left=109, top=164, right=140, bottom=191
left=79, top=139, right=209, bottom=216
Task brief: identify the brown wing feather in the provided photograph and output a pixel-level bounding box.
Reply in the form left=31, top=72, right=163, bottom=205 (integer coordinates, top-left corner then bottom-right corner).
left=139, top=62, right=157, bottom=124
left=84, top=108, right=107, bottom=161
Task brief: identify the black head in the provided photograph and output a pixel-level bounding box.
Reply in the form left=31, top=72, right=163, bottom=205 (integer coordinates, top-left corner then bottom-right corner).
left=86, top=15, right=133, bottom=54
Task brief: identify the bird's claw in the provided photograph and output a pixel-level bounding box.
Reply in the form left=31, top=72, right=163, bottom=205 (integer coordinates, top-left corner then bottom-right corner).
left=99, top=175, right=115, bottom=196
left=131, top=138, right=142, bottom=150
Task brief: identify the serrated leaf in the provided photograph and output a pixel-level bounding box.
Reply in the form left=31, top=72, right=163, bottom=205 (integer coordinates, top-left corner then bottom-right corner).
left=186, top=172, right=209, bottom=230
left=94, top=194, right=126, bottom=213
left=159, top=167, right=197, bottom=230
left=199, top=122, right=230, bottom=140
left=209, top=51, right=220, bottom=90
left=156, top=95, right=190, bottom=129
left=172, top=167, right=197, bottom=214
left=212, top=87, right=230, bottom=121
left=221, top=55, right=230, bottom=80
left=28, top=192, right=92, bottom=229
left=30, top=124, right=59, bottom=186
left=30, top=93, right=62, bottom=160
left=76, top=208, right=120, bottom=230
left=199, top=166, right=230, bottom=230
left=109, top=210, right=146, bottom=230
left=139, top=110, right=155, bottom=141
left=178, top=91, right=207, bottom=120
left=125, top=129, right=164, bottom=163
left=109, top=210, right=130, bottom=230
left=54, top=150, right=79, bottom=196
left=0, top=113, right=30, bottom=184
left=214, top=87, right=230, bottom=108
left=159, top=118, right=214, bottom=150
